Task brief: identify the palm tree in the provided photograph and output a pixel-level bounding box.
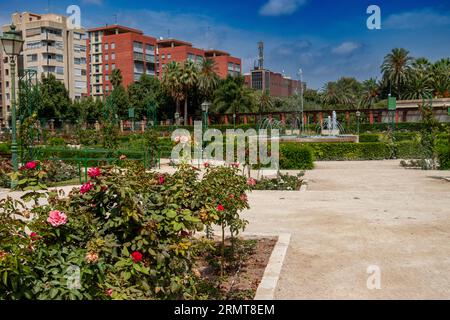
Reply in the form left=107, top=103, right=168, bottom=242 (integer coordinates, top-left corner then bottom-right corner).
left=198, top=58, right=219, bottom=102
left=360, top=78, right=380, bottom=108
left=381, top=48, right=413, bottom=98
left=403, top=72, right=433, bottom=100
left=110, top=69, right=123, bottom=88
left=412, top=57, right=431, bottom=75
left=255, top=90, right=273, bottom=120
left=179, top=60, right=199, bottom=125
left=161, top=61, right=184, bottom=123
left=321, top=81, right=340, bottom=107
left=431, top=58, right=450, bottom=98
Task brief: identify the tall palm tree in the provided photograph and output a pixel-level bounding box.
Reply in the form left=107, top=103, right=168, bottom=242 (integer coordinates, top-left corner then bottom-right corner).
left=403, top=72, right=433, bottom=100
left=431, top=58, right=450, bottom=98
left=198, top=58, right=219, bottom=102
left=161, top=61, right=184, bottom=123
left=321, top=81, right=340, bottom=107
left=360, top=78, right=380, bottom=108
left=412, top=57, right=431, bottom=75
left=256, top=91, right=273, bottom=120
left=381, top=48, right=413, bottom=99
left=180, top=60, right=199, bottom=125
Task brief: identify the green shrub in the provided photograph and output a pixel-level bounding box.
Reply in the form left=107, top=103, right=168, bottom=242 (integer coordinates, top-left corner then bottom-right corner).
left=307, top=142, right=391, bottom=160
left=280, top=143, right=314, bottom=169
left=395, top=141, right=424, bottom=159
left=393, top=132, right=418, bottom=142
left=47, top=137, right=66, bottom=147
left=0, top=143, right=10, bottom=154
left=438, top=146, right=450, bottom=170
left=359, top=134, right=380, bottom=142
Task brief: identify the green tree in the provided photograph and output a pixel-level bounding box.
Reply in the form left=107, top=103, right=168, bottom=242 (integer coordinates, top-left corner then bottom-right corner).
left=212, top=75, right=255, bottom=114
left=109, top=69, right=129, bottom=119
left=198, top=58, right=219, bottom=103
left=381, top=48, right=413, bottom=98
left=180, top=60, right=199, bottom=125
left=161, top=62, right=184, bottom=123
left=38, top=74, right=72, bottom=120
left=360, top=78, right=380, bottom=109
left=431, top=58, right=450, bottom=98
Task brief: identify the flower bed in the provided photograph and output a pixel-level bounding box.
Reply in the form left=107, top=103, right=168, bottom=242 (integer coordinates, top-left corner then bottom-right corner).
left=0, top=162, right=253, bottom=300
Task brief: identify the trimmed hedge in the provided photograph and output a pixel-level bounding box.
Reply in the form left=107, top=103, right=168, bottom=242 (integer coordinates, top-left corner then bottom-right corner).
left=305, top=142, right=392, bottom=161
left=395, top=141, right=424, bottom=159
left=359, top=133, right=380, bottom=142
left=393, top=132, right=418, bottom=142
left=279, top=143, right=314, bottom=169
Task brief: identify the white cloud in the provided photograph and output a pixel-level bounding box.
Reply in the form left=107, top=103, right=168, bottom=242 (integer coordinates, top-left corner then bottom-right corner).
left=259, top=0, right=307, bottom=16
left=384, top=8, right=450, bottom=30
left=331, top=41, right=361, bottom=55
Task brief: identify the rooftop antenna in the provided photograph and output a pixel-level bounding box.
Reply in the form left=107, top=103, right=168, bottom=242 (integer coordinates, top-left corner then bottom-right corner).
left=258, top=41, right=264, bottom=69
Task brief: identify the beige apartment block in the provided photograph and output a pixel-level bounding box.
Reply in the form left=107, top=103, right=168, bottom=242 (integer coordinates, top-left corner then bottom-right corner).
left=1, top=12, right=87, bottom=125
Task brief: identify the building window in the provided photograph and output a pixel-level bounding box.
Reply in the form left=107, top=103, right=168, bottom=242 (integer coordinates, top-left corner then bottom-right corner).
left=56, top=67, right=64, bottom=75
left=75, top=81, right=86, bottom=89
left=111, top=42, right=115, bottom=49
left=105, top=64, right=109, bottom=71
left=5, top=69, right=9, bottom=76
left=111, top=53, right=116, bottom=60
left=188, top=53, right=195, bottom=61
left=228, top=62, right=233, bottom=71
left=167, top=53, right=171, bottom=59
left=161, top=54, right=165, bottom=60
left=105, top=75, right=109, bottom=81
left=27, top=54, right=38, bottom=63
left=105, top=43, right=109, bottom=50
left=26, top=40, right=41, bottom=49
left=146, top=44, right=155, bottom=53
left=196, top=55, right=203, bottom=63
left=105, top=54, right=109, bottom=61
left=112, top=64, right=116, bottom=70
left=133, top=41, right=143, bottom=53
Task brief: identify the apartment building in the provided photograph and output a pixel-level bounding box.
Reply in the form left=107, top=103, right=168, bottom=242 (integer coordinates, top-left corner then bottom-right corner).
left=87, top=25, right=157, bottom=98
left=157, top=39, right=205, bottom=76
left=244, top=69, right=304, bottom=97
left=0, top=12, right=87, bottom=124
left=204, top=49, right=241, bottom=78
left=157, top=39, right=241, bottom=79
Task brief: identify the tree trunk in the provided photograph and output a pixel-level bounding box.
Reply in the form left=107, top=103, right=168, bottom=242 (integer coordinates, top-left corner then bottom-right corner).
left=175, top=100, right=180, bottom=125
left=184, top=95, right=188, bottom=126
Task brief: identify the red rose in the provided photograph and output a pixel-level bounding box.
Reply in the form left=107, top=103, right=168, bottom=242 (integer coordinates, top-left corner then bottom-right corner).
left=131, top=251, right=143, bottom=263
left=30, top=232, right=39, bottom=240
left=203, top=162, right=210, bottom=168
left=88, top=167, right=101, bottom=178
left=217, top=204, right=225, bottom=212
left=158, top=175, right=165, bottom=185
left=106, top=288, right=113, bottom=297
left=80, top=182, right=93, bottom=194
left=25, top=161, right=37, bottom=170
left=247, top=177, right=257, bottom=186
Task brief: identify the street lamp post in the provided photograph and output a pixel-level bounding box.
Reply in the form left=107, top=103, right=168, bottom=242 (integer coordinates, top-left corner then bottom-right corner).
left=356, top=111, right=361, bottom=135
left=1, top=24, right=24, bottom=188
left=201, top=101, right=210, bottom=132
left=297, top=68, right=304, bottom=135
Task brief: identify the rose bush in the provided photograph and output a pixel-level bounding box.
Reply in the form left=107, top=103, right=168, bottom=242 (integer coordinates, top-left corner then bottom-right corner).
left=0, top=162, right=250, bottom=300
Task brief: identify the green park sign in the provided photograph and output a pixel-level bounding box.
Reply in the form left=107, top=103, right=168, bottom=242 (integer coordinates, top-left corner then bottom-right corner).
left=388, top=96, right=397, bottom=111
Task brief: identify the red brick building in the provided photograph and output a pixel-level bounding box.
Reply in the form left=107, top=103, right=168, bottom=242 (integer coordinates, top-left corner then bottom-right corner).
left=157, top=39, right=241, bottom=79
left=86, top=25, right=157, bottom=98
left=204, top=50, right=241, bottom=78
left=244, top=69, right=303, bottom=97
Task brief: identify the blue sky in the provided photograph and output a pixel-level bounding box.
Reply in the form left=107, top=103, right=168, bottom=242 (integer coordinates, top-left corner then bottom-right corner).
left=1, top=0, right=449, bottom=89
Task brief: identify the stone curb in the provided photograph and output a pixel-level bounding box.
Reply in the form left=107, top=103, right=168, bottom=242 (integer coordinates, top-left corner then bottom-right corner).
left=300, top=179, right=308, bottom=192
left=252, top=232, right=291, bottom=300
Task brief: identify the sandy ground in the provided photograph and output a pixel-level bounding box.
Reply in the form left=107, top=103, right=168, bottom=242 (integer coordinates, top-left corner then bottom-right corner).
left=243, top=160, right=450, bottom=299
left=1, top=160, right=450, bottom=299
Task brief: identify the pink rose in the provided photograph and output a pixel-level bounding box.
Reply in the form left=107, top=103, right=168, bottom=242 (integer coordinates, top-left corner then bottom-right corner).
left=47, top=210, right=68, bottom=227
left=25, top=161, right=37, bottom=170
left=80, top=182, right=93, bottom=194
left=240, top=194, right=248, bottom=202
left=231, top=162, right=240, bottom=168
left=88, top=167, right=101, bottom=178
left=106, top=288, right=113, bottom=297
left=247, top=177, right=257, bottom=186
left=158, top=175, right=165, bottom=185
left=203, top=162, right=210, bottom=168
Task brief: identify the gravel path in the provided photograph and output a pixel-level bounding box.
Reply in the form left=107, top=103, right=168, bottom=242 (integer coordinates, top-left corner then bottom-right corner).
left=242, top=160, right=450, bottom=299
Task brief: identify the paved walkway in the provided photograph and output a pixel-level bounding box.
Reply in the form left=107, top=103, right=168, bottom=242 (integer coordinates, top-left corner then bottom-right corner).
left=243, top=160, right=450, bottom=299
